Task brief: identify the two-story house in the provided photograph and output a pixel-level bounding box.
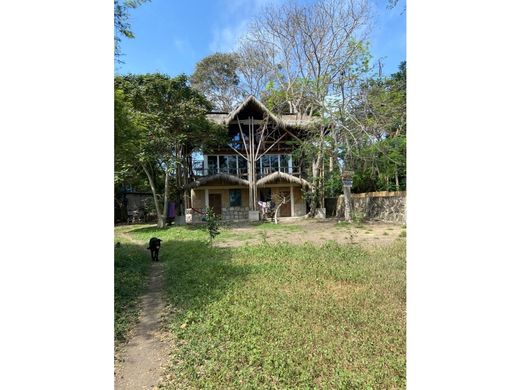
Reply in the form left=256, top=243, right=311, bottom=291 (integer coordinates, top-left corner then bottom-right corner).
left=185, top=95, right=316, bottom=223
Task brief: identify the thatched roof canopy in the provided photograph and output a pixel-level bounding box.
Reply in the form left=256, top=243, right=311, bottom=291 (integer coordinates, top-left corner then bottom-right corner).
left=256, top=172, right=311, bottom=188
left=225, top=95, right=279, bottom=125
left=206, top=95, right=319, bottom=130
left=186, top=173, right=249, bottom=189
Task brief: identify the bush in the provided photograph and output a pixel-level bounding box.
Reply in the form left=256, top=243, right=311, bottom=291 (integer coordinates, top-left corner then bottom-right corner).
left=204, top=207, right=221, bottom=244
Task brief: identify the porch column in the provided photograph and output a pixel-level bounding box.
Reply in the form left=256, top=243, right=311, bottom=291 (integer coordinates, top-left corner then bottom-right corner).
left=290, top=186, right=295, bottom=217
left=204, top=189, right=209, bottom=209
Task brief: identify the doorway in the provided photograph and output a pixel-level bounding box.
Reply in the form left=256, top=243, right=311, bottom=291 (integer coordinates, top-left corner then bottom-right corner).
left=208, top=193, right=222, bottom=215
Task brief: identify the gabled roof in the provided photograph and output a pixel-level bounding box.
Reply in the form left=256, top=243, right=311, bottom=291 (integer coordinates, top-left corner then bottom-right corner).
left=225, top=95, right=279, bottom=125
left=206, top=95, right=318, bottom=129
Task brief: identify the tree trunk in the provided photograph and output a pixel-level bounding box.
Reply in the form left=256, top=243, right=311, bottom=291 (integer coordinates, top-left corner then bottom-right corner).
left=308, top=149, right=323, bottom=217
left=158, top=170, right=169, bottom=228
left=142, top=163, right=164, bottom=227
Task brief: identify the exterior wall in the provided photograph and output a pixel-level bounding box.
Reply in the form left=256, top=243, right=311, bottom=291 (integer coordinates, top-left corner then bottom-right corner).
left=241, top=188, right=249, bottom=207
left=187, top=184, right=307, bottom=222
left=191, top=189, right=205, bottom=209
left=292, top=186, right=307, bottom=216
left=189, top=187, right=250, bottom=222
left=208, top=189, right=229, bottom=208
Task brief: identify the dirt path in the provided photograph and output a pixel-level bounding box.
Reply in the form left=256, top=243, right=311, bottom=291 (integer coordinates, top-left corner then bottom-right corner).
left=115, top=233, right=171, bottom=390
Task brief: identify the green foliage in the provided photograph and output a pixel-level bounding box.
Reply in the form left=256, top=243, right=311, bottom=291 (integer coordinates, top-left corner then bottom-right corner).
left=204, top=207, right=221, bottom=243
left=324, top=170, right=343, bottom=197
left=336, top=61, right=407, bottom=193
left=261, top=80, right=290, bottom=114
left=116, top=73, right=227, bottom=157
left=191, top=52, right=242, bottom=112
left=114, top=88, right=146, bottom=185
left=352, top=135, right=406, bottom=192
left=114, top=0, right=149, bottom=61
left=114, top=74, right=227, bottom=225
left=358, top=61, right=406, bottom=139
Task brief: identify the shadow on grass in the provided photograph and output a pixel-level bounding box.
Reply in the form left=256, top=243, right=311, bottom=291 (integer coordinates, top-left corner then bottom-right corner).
left=125, top=224, right=206, bottom=235
left=115, top=234, right=251, bottom=341
left=114, top=242, right=150, bottom=342
left=161, top=240, right=251, bottom=321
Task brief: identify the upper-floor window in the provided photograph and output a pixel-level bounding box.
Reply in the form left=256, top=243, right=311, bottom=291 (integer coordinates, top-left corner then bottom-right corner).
left=204, top=154, right=292, bottom=176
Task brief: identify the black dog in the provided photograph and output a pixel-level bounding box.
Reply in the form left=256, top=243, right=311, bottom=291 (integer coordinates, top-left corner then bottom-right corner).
left=147, top=237, right=162, bottom=262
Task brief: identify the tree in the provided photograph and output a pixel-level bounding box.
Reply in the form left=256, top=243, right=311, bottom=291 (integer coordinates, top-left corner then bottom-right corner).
left=114, top=0, right=149, bottom=62
left=115, top=74, right=226, bottom=227
left=191, top=53, right=243, bottom=112
left=272, top=192, right=289, bottom=225
left=240, top=0, right=372, bottom=216
left=345, top=61, right=407, bottom=192
left=236, top=41, right=275, bottom=99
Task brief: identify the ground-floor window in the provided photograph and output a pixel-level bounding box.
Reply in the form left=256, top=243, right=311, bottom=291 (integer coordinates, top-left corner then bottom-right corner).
left=229, top=189, right=241, bottom=207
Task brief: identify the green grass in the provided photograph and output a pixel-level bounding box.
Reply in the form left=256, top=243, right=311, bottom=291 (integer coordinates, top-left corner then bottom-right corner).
left=121, top=224, right=405, bottom=389
left=114, top=233, right=150, bottom=342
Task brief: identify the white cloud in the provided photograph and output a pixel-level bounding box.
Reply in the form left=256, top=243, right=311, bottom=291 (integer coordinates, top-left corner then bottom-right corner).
left=209, top=0, right=280, bottom=53
left=209, top=20, right=249, bottom=53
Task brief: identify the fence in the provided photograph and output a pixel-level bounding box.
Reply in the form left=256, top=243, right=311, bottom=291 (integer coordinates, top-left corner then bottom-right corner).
left=329, top=191, right=406, bottom=224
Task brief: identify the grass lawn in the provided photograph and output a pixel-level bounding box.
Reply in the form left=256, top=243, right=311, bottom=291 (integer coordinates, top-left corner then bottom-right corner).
left=116, top=224, right=406, bottom=389
left=114, top=230, right=150, bottom=342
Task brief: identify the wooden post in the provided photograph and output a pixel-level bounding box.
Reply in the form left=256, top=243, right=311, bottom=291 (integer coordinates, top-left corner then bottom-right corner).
left=343, top=186, right=352, bottom=222
left=342, top=171, right=354, bottom=222
left=290, top=186, right=295, bottom=217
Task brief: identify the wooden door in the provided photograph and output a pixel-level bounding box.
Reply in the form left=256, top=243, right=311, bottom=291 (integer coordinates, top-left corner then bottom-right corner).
left=208, top=193, right=222, bottom=215
left=278, top=188, right=291, bottom=217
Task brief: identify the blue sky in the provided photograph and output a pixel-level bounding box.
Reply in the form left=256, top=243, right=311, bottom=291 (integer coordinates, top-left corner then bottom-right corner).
left=117, top=0, right=406, bottom=77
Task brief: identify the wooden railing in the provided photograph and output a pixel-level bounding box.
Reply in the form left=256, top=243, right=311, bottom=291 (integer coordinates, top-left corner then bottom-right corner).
left=191, top=166, right=302, bottom=179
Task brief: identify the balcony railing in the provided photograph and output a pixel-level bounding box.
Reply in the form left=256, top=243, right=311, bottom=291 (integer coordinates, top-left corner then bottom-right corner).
left=191, top=166, right=302, bottom=179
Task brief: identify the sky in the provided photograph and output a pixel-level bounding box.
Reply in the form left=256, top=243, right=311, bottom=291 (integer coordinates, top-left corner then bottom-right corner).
left=117, top=0, right=406, bottom=78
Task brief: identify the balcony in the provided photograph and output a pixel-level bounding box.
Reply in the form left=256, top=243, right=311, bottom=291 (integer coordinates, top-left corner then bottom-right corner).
left=191, top=164, right=303, bottom=180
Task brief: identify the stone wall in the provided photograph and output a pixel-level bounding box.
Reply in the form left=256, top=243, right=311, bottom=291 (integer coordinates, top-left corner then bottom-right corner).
left=221, top=206, right=249, bottom=221
left=336, top=191, right=406, bottom=224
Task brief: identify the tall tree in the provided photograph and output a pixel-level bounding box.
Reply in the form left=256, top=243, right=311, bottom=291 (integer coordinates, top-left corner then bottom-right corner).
left=236, top=41, right=275, bottom=99
left=240, top=0, right=372, bottom=216
left=340, top=61, right=407, bottom=192
left=115, top=74, right=226, bottom=227
left=191, top=53, right=243, bottom=112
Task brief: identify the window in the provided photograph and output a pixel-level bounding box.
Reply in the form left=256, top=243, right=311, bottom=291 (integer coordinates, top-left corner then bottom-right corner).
left=208, top=156, right=218, bottom=175
left=229, top=189, right=241, bottom=207
left=227, top=155, right=238, bottom=175
left=255, top=159, right=261, bottom=178
left=270, top=154, right=279, bottom=171
left=219, top=155, right=229, bottom=173
left=238, top=156, right=247, bottom=176
left=280, top=154, right=290, bottom=173
left=261, top=155, right=271, bottom=174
